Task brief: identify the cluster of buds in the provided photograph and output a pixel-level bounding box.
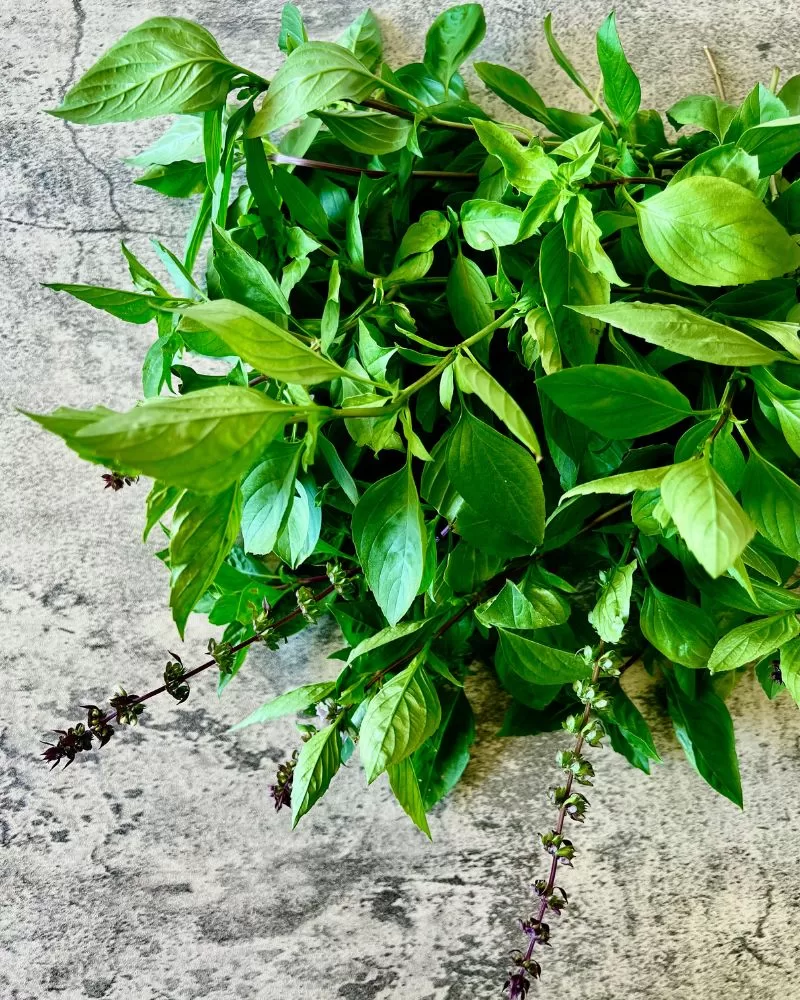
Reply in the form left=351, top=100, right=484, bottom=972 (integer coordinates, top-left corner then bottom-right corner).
left=207, top=638, right=235, bottom=677
left=101, top=472, right=138, bottom=491
left=540, top=830, right=576, bottom=866
left=109, top=688, right=144, bottom=726
left=532, top=880, right=568, bottom=917
left=41, top=702, right=116, bottom=768
left=295, top=586, right=322, bottom=624
left=163, top=653, right=190, bottom=704
left=326, top=561, right=353, bottom=597
left=548, top=786, right=589, bottom=823
left=250, top=597, right=282, bottom=649
left=269, top=749, right=299, bottom=812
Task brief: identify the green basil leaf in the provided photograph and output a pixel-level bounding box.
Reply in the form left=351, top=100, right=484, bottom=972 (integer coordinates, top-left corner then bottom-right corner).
left=249, top=41, right=376, bottom=135
left=352, top=462, right=426, bottom=625
left=412, top=687, right=475, bottom=809
left=446, top=253, right=494, bottom=340
left=708, top=613, right=800, bottom=673
left=669, top=144, right=762, bottom=192
left=337, top=9, right=383, bottom=71
left=360, top=659, right=441, bottom=782
left=739, top=318, right=800, bottom=360
left=724, top=82, right=788, bottom=143
left=396, top=211, right=450, bottom=263
left=387, top=757, right=431, bottom=838
left=475, top=579, right=569, bottom=630
left=741, top=451, right=800, bottom=562
left=780, top=636, right=800, bottom=707
left=316, top=108, right=411, bottom=154
left=49, top=17, right=239, bottom=124
left=64, top=386, right=299, bottom=492
left=460, top=199, right=522, bottom=250
left=737, top=115, right=800, bottom=176
left=538, top=365, right=693, bottom=438
left=423, top=3, right=486, bottom=88
left=666, top=94, right=736, bottom=140
left=588, top=561, right=636, bottom=643
left=543, top=12, right=592, bottom=99
left=454, top=352, right=540, bottom=456
left=169, top=484, right=241, bottom=637
left=660, top=456, right=755, bottom=578
left=607, top=688, right=661, bottom=763
left=471, top=120, right=557, bottom=195
left=570, top=301, right=782, bottom=366
left=230, top=681, right=336, bottom=731
left=540, top=224, right=609, bottom=366
left=211, top=224, right=290, bottom=317
left=496, top=629, right=592, bottom=685
left=347, top=620, right=430, bottom=664
left=666, top=676, right=743, bottom=806
left=181, top=299, right=351, bottom=384
left=473, top=62, right=549, bottom=121
left=126, top=115, right=206, bottom=168
left=274, top=479, right=322, bottom=569
left=44, top=283, right=184, bottom=324
left=632, top=176, right=800, bottom=286
left=240, top=440, right=303, bottom=555
left=562, top=193, right=626, bottom=286
left=134, top=160, right=207, bottom=198
left=640, top=585, right=718, bottom=668
left=291, top=722, right=342, bottom=826
left=143, top=481, right=182, bottom=541
left=596, top=12, right=641, bottom=125
left=446, top=407, right=545, bottom=547
left=562, top=465, right=671, bottom=499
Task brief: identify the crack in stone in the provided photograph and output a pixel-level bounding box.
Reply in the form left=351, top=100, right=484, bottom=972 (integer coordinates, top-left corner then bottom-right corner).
left=64, top=0, right=128, bottom=234
left=0, top=216, right=183, bottom=237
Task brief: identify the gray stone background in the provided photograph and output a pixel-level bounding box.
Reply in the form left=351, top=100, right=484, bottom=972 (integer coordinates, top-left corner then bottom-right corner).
left=3, top=1, right=800, bottom=998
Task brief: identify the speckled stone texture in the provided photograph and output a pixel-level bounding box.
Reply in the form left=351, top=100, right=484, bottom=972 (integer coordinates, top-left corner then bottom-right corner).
left=3, top=2, right=800, bottom=998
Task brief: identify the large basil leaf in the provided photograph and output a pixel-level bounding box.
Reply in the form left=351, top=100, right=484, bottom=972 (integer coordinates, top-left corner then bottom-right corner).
left=292, top=722, right=342, bottom=826
left=360, top=659, right=441, bottom=782
left=537, top=365, right=693, bottom=438
left=413, top=687, right=475, bottom=810
left=337, top=9, right=383, bottom=71
left=352, top=463, right=426, bottom=625
left=473, top=62, right=549, bottom=122
left=540, top=225, right=609, bottom=366
left=496, top=629, right=591, bottom=685
left=169, top=484, right=241, bottom=636
left=63, top=386, right=302, bottom=492
left=741, top=451, right=800, bottom=561
left=211, top=225, right=290, bottom=317
left=707, top=613, right=800, bottom=673
left=665, top=675, right=743, bottom=807
left=387, top=757, right=431, bottom=837
left=446, top=253, right=494, bottom=340
left=49, top=17, right=239, bottom=124
left=667, top=94, right=736, bottom=140
left=588, top=561, right=636, bottom=643
left=632, top=176, right=800, bottom=286
left=454, top=352, right=540, bottom=455
left=240, top=440, right=304, bottom=555
left=181, top=299, right=351, bottom=384
left=596, top=12, right=640, bottom=125
left=570, top=301, right=781, bottom=366
left=423, top=3, right=486, bottom=89
left=460, top=199, right=522, bottom=251
left=475, top=579, right=569, bottom=630
left=471, top=120, right=557, bottom=195
left=230, top=681, right=336, bottom=731
left=660, top=456, right=755, bottom=578
left=316, top=108, right=410, bottom=154
left=736, top=115, right=800, bottom=175
left=249, top=41, right=376, bottom=135
left=446, top=407, right=545, bottom=547
left=45, top=283, right=186, bottom=324
left=640, top=586, right=718, bottom=668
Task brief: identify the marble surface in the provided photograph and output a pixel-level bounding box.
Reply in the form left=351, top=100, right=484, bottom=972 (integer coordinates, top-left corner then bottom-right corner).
left=2, top=2, right=800, bottom=998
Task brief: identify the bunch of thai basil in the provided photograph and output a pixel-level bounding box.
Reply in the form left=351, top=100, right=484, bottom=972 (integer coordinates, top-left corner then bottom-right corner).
left=31, top=5, right=800, bottom=994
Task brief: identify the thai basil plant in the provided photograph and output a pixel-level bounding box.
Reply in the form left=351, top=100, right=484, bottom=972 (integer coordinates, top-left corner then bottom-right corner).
left=31, top=3, right=800, bottom=994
